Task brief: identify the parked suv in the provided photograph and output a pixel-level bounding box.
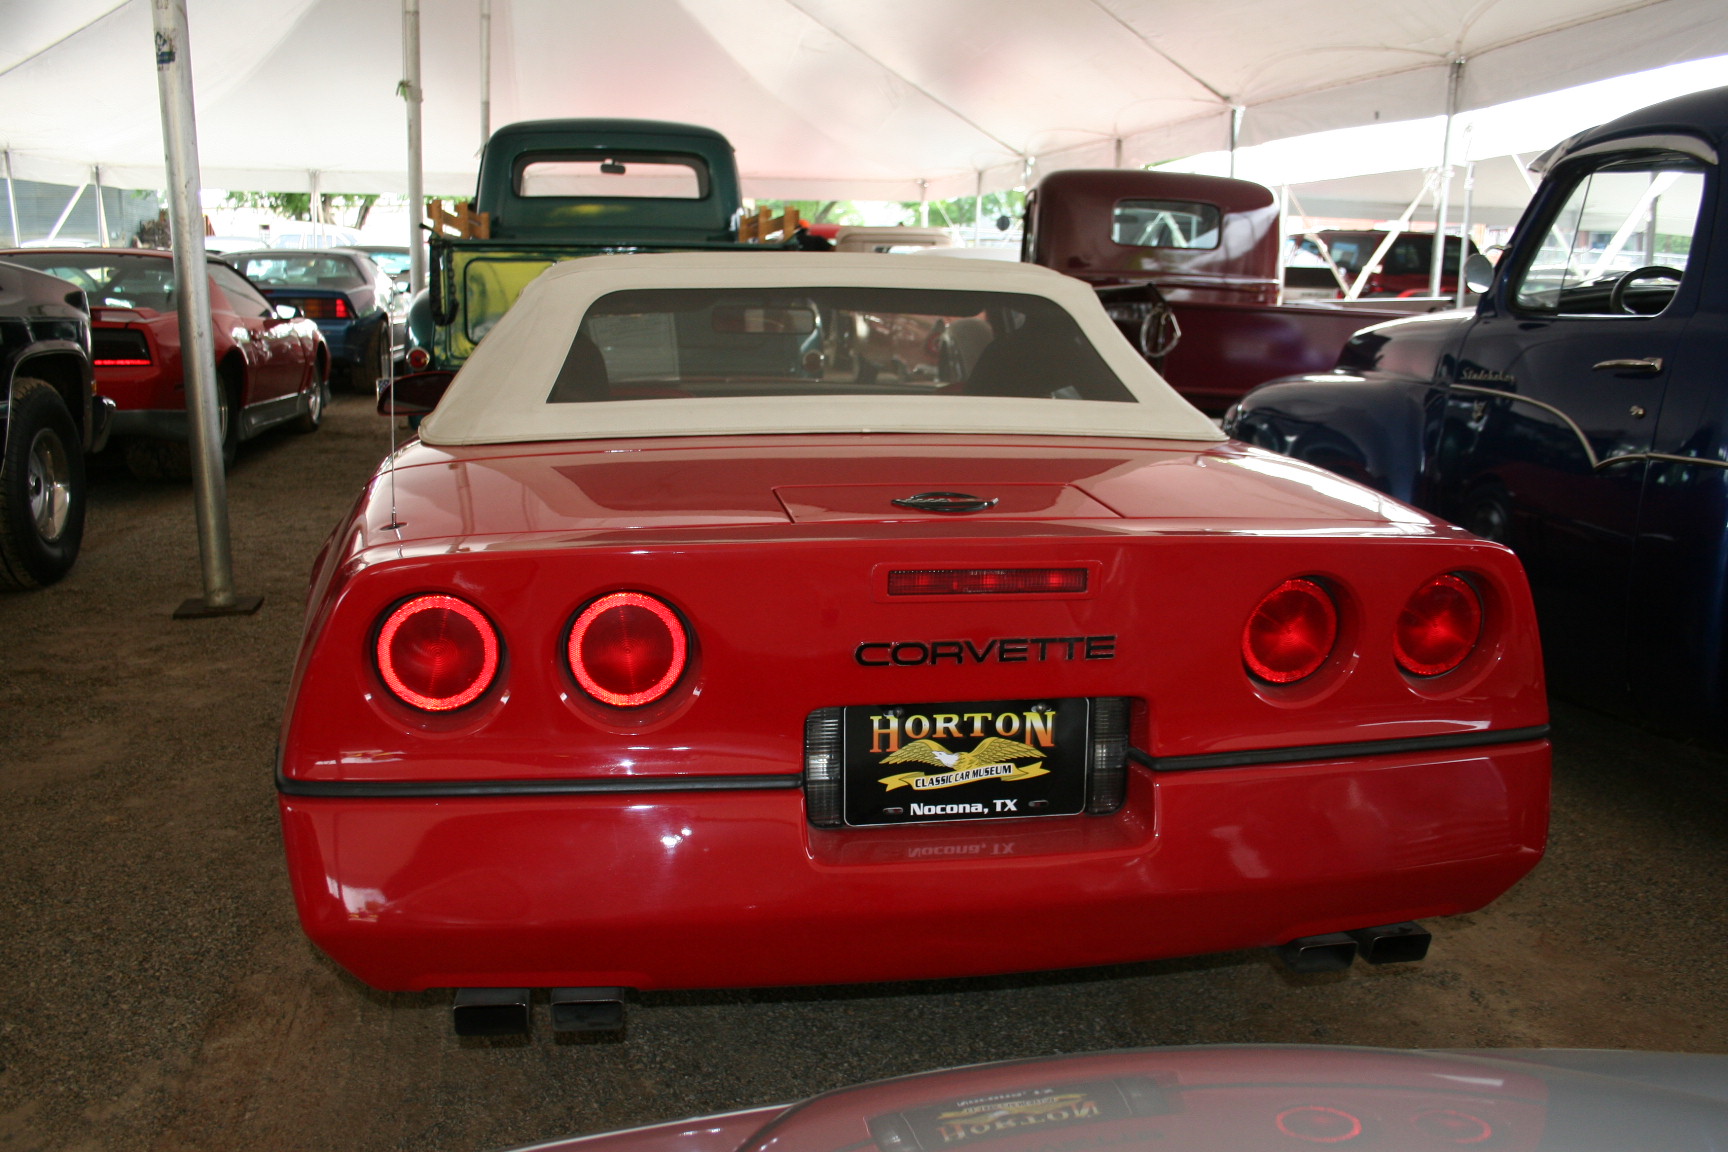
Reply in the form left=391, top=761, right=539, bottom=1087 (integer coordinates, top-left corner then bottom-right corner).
left=0, top=259, right=111, bottom=588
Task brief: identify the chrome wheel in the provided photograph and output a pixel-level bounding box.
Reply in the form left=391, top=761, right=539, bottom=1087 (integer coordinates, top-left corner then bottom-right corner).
left=26, top=426, right=72, bottom=543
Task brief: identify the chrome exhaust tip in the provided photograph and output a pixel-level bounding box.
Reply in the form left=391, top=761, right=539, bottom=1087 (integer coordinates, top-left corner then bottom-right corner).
left=1349, top=922, right=1431, bottom=964
left=1275, top=932, right=1358, bottom=973
left=550, top=987, right=626, bottom=1032
left=452, top=987, right=532, bottom=1036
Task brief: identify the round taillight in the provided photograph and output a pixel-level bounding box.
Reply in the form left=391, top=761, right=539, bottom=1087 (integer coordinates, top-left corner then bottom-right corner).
left=1243, top=577, right=1337, bottom=684
left=1412, top=1110, right=1493, bottom=1144
left=567, top=592, right=688, bottom=707
left=375, top=594, right=500, bottom=711
left=1276, top=1106, right=1363, bottom=1143
left=405, top=346, right=431, bottom=371
left=1395, top=573, right=1482, bottom=676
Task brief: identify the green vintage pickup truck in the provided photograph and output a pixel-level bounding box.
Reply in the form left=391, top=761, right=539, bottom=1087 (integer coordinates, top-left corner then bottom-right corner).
left=413, top=118, right=809, bottom=371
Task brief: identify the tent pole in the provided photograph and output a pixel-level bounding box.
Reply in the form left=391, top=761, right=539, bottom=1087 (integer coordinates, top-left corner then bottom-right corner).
left=973, top=170, right=983, bottom=246
left=152, top=0, right=258, bottom=618
left=1228, top=104, right=1244, bottom=178
left=1114, top=137, right=1124, bottom=169
left=1345, top=171, right=1437, bottom=301
left=3, top=152, right=18, bottom=245
left=480, top=0, right=492, bottom=147
left=918, top=179, right=928, bottom=227
left=310, top=169, right=321, bottom=246
left=1429, top=57, right=1464, bottom=298
left=403, top=0, right=426, bottom=293
left=1456, top=159, right=1476, bottom=307
left=93, top=165, right=110, bottom=246
left=46, top=181, right=88, bottom=242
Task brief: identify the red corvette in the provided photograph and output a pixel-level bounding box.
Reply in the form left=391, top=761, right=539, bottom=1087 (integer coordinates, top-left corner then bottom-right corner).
left=277, top=254, right=1548, bottom=1035
left=0, top=249, right=329, bottom=477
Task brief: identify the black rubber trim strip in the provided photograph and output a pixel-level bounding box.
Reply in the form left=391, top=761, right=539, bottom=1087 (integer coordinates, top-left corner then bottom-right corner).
left=276, top=770, right=803, bottom=799
left=278, top=725, right=1551, bottom=796
left=1129, top=724, right=1550, bottom=773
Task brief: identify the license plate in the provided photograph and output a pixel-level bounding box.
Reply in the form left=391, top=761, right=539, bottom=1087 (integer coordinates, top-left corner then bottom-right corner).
left=841, top=697, right=1091, bottom=826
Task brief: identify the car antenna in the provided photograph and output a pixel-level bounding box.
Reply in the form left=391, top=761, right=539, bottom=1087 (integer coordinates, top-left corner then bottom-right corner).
left=384, top=303, right=404, bottom=534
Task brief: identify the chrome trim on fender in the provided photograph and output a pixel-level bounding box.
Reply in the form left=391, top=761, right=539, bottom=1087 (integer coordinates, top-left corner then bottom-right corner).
left=1596, top=451, right=1728, bottom=472
left=1450, top=384, right=1728, bottom=474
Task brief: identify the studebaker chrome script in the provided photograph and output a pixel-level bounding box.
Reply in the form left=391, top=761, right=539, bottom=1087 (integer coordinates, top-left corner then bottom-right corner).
left=855, top=636, right=1116, bottom=666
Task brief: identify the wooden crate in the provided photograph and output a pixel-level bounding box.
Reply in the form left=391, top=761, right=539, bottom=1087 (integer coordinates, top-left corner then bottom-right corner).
left=426, top=200, right=492, bottom=240
left=737, top=204, right=800, bottom=244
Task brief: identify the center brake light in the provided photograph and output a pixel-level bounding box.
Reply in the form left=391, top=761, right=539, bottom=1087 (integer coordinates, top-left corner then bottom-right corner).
left=567, top=592, right=689, bottom=707
left=1243, top=578, right=1338, bottom=684
left=375, top=594, right=501, bottom=712
left=888, top=568, right=1087, bottom=595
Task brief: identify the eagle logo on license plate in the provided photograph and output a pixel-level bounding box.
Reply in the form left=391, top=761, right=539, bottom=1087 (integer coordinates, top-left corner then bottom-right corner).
left=878, top=736, right=1049, bottom=792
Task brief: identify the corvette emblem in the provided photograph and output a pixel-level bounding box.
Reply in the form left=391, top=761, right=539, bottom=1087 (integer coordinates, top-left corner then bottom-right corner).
left=877, top=736, right=1049, bottom=791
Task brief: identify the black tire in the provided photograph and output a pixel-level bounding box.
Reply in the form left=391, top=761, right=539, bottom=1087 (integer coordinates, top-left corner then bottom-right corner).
left=144, top=377, right=240, bottom=480
left=123, top=439, right=170, bottom=480
left=1461, top=486, right=1514, bottom=546
left=295, top=358, right=329, bottom=433
left=217, top=382, right=240, bottom=467
left=0, top=378, right=87, bottom=590
left=345, top=322, right=387, bottom=395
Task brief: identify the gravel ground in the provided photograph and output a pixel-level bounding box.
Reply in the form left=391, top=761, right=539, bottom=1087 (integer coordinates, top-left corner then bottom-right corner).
left=2, top=394, right=1726, bottom=1151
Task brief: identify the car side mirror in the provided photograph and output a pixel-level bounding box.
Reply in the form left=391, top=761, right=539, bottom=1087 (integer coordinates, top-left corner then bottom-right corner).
left=1463, top=253, right=1496, bottom=295
left=377, top=370, right=454, bottom=416
left=273, top=303, right=300, bottom=320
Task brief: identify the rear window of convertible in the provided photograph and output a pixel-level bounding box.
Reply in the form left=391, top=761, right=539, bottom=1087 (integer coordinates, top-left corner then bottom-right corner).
left=547, top=287, right=1137, bottom=404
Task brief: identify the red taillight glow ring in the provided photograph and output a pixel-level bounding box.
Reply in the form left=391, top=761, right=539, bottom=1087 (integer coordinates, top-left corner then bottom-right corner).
left=567, top=592, right=689, bottom=707
left=1395, top=573, right=1483, bottom=677
left=1243, top=577, right=1338, bottom=684
left=1275, top=1106, right=1364, bottom=1143
left=375, top=594, right=500, bottom=711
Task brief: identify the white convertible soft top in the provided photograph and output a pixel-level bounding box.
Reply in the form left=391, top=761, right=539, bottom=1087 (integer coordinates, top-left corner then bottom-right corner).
left=418, top=252, right=1226, bottom=446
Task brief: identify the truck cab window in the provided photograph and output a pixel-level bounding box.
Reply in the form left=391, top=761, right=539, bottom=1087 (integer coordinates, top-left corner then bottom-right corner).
left=516, top=154, right=706, bottom=199
left=1512, top=154, right=1706, bottom=316
left=1112, top=200, right=1221, bottom=249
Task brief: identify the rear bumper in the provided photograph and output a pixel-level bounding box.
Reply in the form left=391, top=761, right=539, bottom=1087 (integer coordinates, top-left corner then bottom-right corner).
left=109, top=408, right=188, bottom=442
left=278, top=738, right=1550, bottom=992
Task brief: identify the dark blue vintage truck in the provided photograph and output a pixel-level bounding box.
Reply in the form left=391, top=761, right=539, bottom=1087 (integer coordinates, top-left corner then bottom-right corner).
left=1226, top=86, right=1728, bottom=736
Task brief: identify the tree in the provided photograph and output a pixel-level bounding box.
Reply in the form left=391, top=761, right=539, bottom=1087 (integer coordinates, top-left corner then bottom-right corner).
left=899, top=190, right=1027, bottom=232
left=749, top=200, right=870, bottom=227
left=222, top=191, right=382, bottom=229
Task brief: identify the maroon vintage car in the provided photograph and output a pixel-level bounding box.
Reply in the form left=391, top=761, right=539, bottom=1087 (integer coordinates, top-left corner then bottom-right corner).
left=1024, top=171, right=1419, bottom=412
left=0, top=249, right=329, bottom=477
left=1287, top=230, right=1480, bottom=298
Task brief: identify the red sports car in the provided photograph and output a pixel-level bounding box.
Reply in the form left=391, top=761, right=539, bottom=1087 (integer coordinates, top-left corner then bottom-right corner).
left=277, top=253, right=1549, bottom=1036
left=1, top=249, right=329, bottom=477
left=505, top=1046, right=1728, bottom=1152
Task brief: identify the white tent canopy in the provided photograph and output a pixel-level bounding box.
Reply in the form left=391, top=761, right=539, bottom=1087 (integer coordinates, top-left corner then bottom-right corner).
left=4, top=0, right=1728, bottom=200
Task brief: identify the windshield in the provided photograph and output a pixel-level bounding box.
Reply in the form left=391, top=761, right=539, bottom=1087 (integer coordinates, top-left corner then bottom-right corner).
left=1, top=252, right=178, bottom=310
left=548, top=287, right=1136, bottom=405
left=361, top=250, right=411, bottom=276
left=233, top=253, right=367, bottom=289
